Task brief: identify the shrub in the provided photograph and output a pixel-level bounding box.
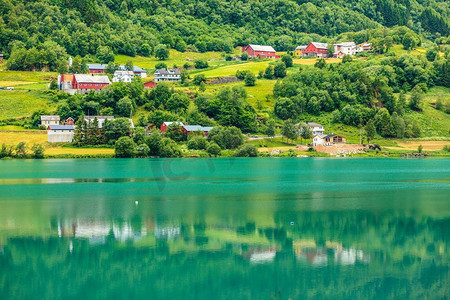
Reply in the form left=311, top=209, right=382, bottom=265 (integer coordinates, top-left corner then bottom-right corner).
left=194, top=59, right=209, bottom=69
left=234, top=144, right=258, bottom=157
left=187, top=136, right=208, bottom=150
left=115, top=137, right=136, bottom=158
left=207, top=143, right=221, bottom=156
left=244, top=72, right=256, bottom=86
left=31, top=144, right=45, bottom=158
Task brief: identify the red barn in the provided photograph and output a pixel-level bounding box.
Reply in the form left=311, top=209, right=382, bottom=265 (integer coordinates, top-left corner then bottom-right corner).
left=160, top=121, right=184, bottom=133
left=144, top=81, right=157, bottom=89
left=65, top=117, right=74, bottom=125
left=242, top=45, right=280, bottom=59
left=181, top=125, right=214, bottom=136
left=73, top=74, right=111, bottom=94
left=87, top=64, right=107, bottom=74
left=302, top=42, right=329, bottom=58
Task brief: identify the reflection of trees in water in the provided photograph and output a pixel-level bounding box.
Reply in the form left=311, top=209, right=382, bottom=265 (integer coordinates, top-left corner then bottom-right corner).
left=0, top=212, right=448, bottom=299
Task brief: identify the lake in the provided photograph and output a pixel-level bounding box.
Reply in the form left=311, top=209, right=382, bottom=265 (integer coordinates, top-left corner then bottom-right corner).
left=0, top=158, right=449, bottom=299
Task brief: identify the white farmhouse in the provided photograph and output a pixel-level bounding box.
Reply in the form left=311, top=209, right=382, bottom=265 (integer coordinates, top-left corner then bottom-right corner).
left=47, top=125, right=74, bottom=143
left=297, top=122, right=325, bottom=136
left=154, top=69, right=181, bottom=82
left=113, top=70, right=134, bottom=83
left=334, top=42, right=357, bottom=57
left=41, top=115, right=60, bottom=126
left=84, top=116, right=115, bottom=128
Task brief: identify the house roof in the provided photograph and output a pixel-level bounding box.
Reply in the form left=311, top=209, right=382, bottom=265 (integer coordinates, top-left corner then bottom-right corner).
left=311, top=42, right=328, bottom=49
left=183, top=125, right=213, bottom=132
left=305, top=122, right=323, bottom=127
left=163, top=121, right=184, bottom=126
left=334, top=42, right=356, bottom=47
left=74, top=74, right=111, bottom=84
left=295, top=45, right=307, bottom=50
left=84, top=116, right=115, bottom=120
left=41, top=115, right=60, bottom=121
left=48, top=125, right=74, bottom=130
left=248, top=44, right=276, bottom=52
left=87, top=64, right=107, bottom=70
left=155, top=69, right=180, bottom=76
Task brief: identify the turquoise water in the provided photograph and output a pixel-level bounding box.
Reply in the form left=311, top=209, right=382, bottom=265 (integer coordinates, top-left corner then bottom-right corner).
left=0, top=158, right=449, bottom=299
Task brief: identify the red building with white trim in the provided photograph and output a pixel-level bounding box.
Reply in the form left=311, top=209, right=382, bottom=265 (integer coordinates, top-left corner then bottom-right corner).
left=242, top=45, right=280, bottom=59
left=302, top=42, right=329, bottom=58
left=73, top=74, right=111, bottom=94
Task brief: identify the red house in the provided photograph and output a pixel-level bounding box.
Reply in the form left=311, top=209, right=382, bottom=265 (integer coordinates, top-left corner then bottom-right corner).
left=87, top=64, right=107, bottom=74
left=181, top=125, right=214, bottom=136
left=160, top=121, right=184, bottom=133
left=73, top=74, right=111, bottom=94
left=302, top=42, right=329, bottom=58
left=144, top=81, right=157, bottom=89
left=242, top=45, right=280, bottom=59
left=65, top=117, right=74, bottom=125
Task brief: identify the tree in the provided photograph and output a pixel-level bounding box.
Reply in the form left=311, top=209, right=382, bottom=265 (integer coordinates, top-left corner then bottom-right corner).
left=299, top=123, right=313, bottom=144
left=136, top=144, right=150, bottom=157
left=314, top=58, right=326, bottom=69
left=116, top=97, right=134, bottom=117
left=193, top=74, right=207, bottom=85
left=159, top=138, right=182, bottom=157
left=207, top=143, right=221, bottom=156
left=241, top=52, right=249, bottom=61
left=409, top=86, right=423, bottom=111
left=50, top=79, right=58, bottom=90
left=266, top=119, right=276, bottom=137
left=273, top=62, right=286, bottom=78
left=418, top=144, right=423, bottom=153
left=115, top=136, right=136, bottom=158
left=365, top=119, right=376, bottom=143
left=412, top=121, right=421, bottom=137
left=144, top=130, right=163, bottom=156
left=402, top=33, right=416, bottom=50
left=155, top=62, right=167, bottom=69
left=274, top=97, right=299, bottom=120
left=282, top=54, right=293, bottom=67
left=96, top=46, right=115, bottom=64
left=396, top=91, right=406, bottom=114
left=187, top=136, right=208, bottom=150
left=234, top=144, right=258, bottom=157
left=133, top=127, right=146, bottom=145
left=244, top=72, right=256, bottom=86
left=342, top=55, right=352, bottom=63
left=31, top=144, right=45, bottom=158
left=125, top=60, right=134, bottom=71
left=15, top=142, right=27, bottom=158
left=166, top=93, right=190, bottom=113
left=426, top=48, right=438, bottom=62
left=194, top=60, right=209, bottom=69
left=155, top=44, right=169, bottom=60
left=140, top=44, right=152, bottom=57
left=264, top=65, right=274, bottom=79
left=104, top=118, right=133, bottom=143
left=207, top=126, right=244, bottom=149
left=282, top=119, right=298, bottom=143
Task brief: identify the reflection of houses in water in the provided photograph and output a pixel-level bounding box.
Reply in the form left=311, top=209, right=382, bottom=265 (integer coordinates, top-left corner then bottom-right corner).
left=242, top=247, right=277, bottom=264
left=294, top=239, right=369, bottom=266
left=57, top=220, right=147, bottom=245
left=154, top=226, right=180, bottom=239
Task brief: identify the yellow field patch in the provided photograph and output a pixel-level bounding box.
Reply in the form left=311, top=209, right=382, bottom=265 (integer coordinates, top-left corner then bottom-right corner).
left=386, top=140, right=450, bottom=151
left=0, top=131, right=47, bottom=145
left=0, top=81, right=37, bottom=87
left=293, top=58, right=342, bottom=65
left=45, top=148, right=114, bottom=155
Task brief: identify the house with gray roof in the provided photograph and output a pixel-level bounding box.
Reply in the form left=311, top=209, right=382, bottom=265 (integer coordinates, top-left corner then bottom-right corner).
left=154, top=69, right=181, bottom=82
left=47, top=125, right=75, bottom=143
left=41, top=115, right=60, bottom=126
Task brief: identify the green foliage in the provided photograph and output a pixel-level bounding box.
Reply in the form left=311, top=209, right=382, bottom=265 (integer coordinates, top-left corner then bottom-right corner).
left=282, top=119, right=298, bottom=143
left=264, top=65, right=274, bottom=79
left=147, top=110, right=180, bottom=128
left=187, top=136, right=208, bottom=150
left=155, top=44, right=169, bottom=60
left=274, top=97, right=300, bottom=120
left=273, top=62, right=286, bottom=78
left=234, top=144, right=258, bottom=157
left=159, top=138, right=182, bottom=158
left=193, top=74, right=207, bottom=85
left=365, top=119, right=376, bottom=142
left=265, top=119, right=276, bottom=137
left=409, top=85, right=424, bottom=111
left=194, top=60, right=209, bottom=69
left=96, top=46, right=115, bottom=64
left=207, top=126, right=244, bottom=149
left=115, top=136, right=136, bottom=158
left=15, top=142, right=27, bottom=158
left=282, top=54, right=293, bottom=68
left=144, top=130, right=163, bottom=156
left=155, top=62, right=167, bottom=69
left=241, top=52, right=249, bottom=61
left=166, top=93, right=190, bottom=114
left=165, top=124, right=187, bottom=142
left=31, top=144, right=45, bottom=159
left=244, top=72, right=256, bottom=86
left=206, top=142, right=221, bottom=156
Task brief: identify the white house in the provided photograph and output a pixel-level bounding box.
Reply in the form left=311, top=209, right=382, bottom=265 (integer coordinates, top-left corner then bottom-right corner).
left=47, top=125, right=74, bottom=143
left=334, top=42, right=357, bottom=57
left=84, top=116, right=115, bottom=128
left=297, top=122, right=325, bottom=136
left=113, top=70, right=134, bottom=83
left=154, top=69, right=181, bottom=82
left=313, top=134, right=346, bottom=146
left=41, top=115, right=60, bottom=126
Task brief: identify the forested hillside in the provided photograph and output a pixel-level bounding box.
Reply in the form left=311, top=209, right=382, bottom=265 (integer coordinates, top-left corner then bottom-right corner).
left=0, top=0, right=448, bottom=60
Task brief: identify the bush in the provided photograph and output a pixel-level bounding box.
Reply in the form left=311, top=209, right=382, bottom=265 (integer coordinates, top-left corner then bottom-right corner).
left=241, top=52, right=249, bottom=61
left=207, top=126, right=244, bottom=149
left=187, top=136, right=208, bottom=150
left=155, top=62, right=167, bottom=69
left=135, top=144, right=150, bottom=157
left=31, top=144, right=45, bottom=158
left=193, top=74, right=207, bottom=85
left=281, top=54, right=293, bottom=67
left=244, top=72, right=256, bottom=86
left=194, top=59, right=209, bottom=69
left=115, top=136, right=136, bottom=158
left=159, top=138, right=182, bottom=157
left=206, top=143, right=221, bottom=156
left=273, top=62, right=286, bottom=78
left=234, top=144, right=258, bottom=157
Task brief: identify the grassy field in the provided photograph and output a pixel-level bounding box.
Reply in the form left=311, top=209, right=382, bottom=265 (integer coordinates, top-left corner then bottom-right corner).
left=0, top=89, right=55, bottom=119
left=385, top=140, right=450, bottom=151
